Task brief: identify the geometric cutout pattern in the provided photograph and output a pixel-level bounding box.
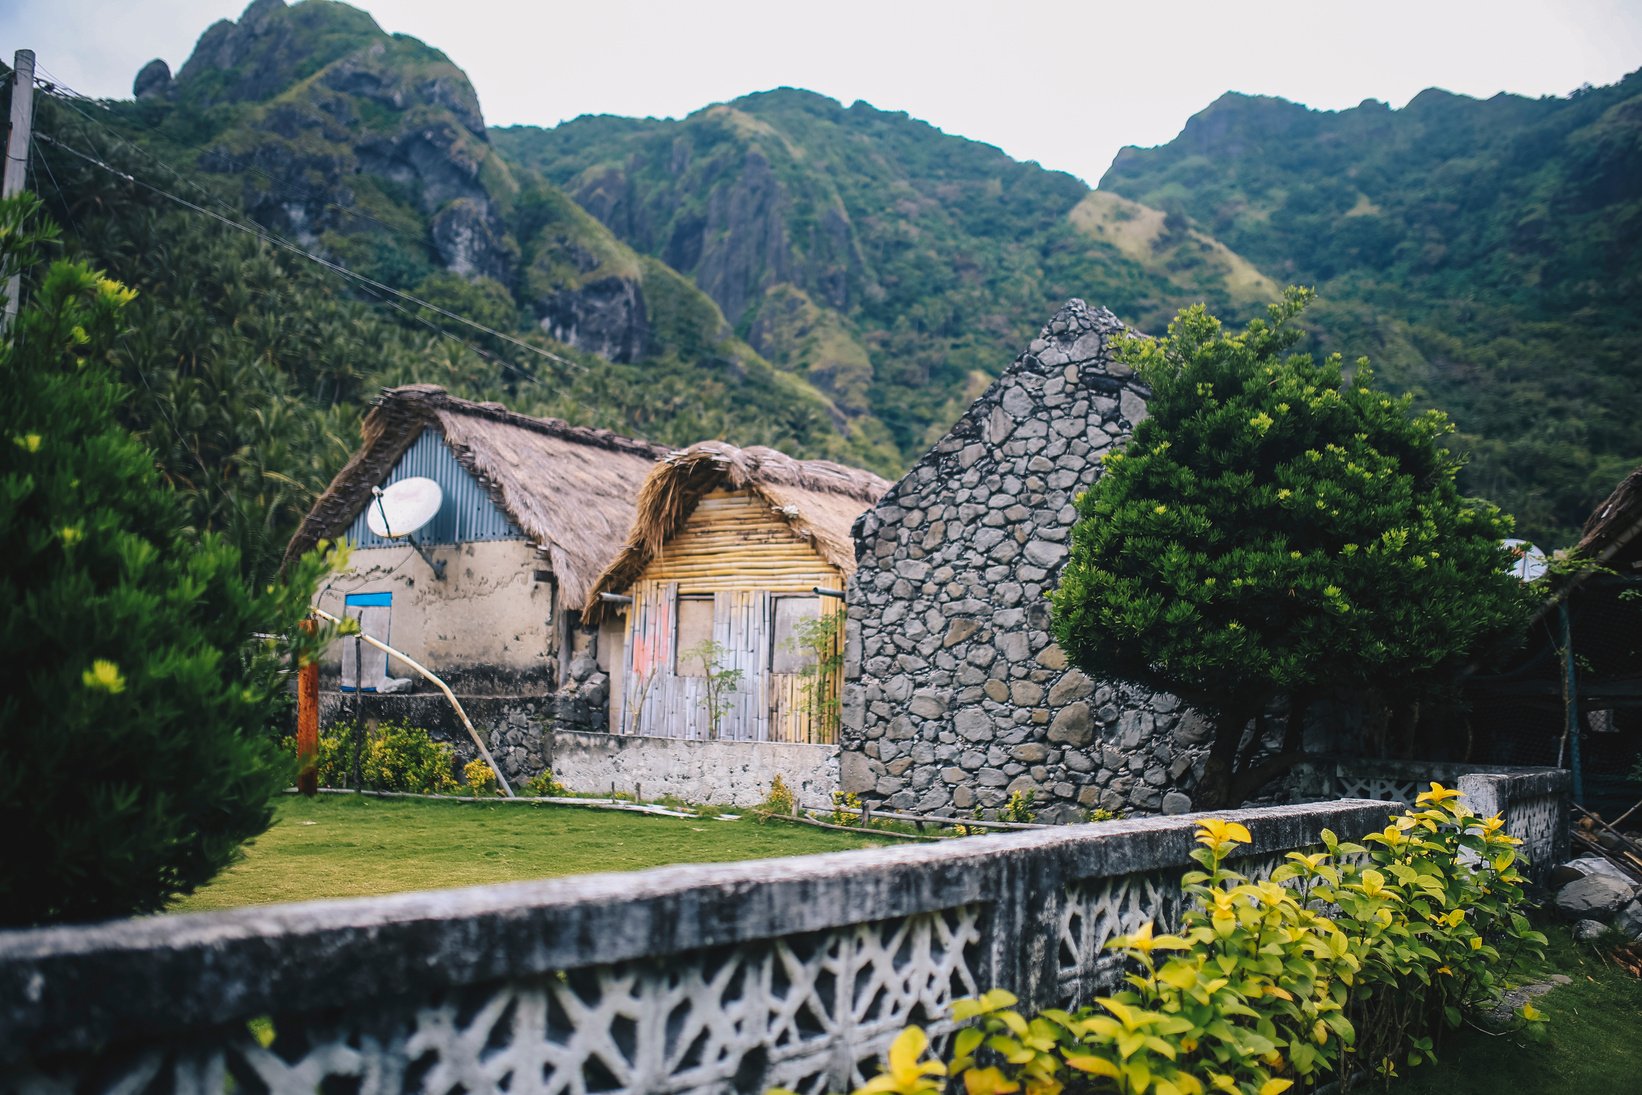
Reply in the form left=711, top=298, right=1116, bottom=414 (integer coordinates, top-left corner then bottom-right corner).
left=18, top=907, right=982, bottom=1095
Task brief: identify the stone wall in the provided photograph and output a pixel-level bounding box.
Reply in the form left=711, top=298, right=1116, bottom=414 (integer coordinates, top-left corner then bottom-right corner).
left=843, top=300, right=1210, bottom=822
left=548, top=731, right=838, bottom=807
left=317, top=690, right=551, bottom=784
left=0, top=799, right=1395, bottom=1093
left=1289, top=756, right=1571, bottom=882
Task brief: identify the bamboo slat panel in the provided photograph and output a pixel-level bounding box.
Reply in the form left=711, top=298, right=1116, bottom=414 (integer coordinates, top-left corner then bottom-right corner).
left=614, top=489, right=844, bottom=744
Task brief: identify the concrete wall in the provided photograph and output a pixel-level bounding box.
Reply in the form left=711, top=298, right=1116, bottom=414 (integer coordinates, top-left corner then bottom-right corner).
left=316, top=538, right=558, bottom=689
left=844, top=300, right=1210, bottom=822
left=1289, top=756, right=1571, bottom=881
left=549, top=730, right=838, bottom=806
left=1, top=799, right=1397, bottom=1093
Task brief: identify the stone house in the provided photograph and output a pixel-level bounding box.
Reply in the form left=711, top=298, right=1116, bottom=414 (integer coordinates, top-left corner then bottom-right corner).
left=286, top=384, right=665, bottom=780
left=840, top=301, right=1212, bottom=823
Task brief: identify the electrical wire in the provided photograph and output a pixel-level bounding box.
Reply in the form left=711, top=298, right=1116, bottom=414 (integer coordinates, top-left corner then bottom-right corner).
left=35, top=67, right=453, bottom=264
left=32, top=129, right=589, bottom=384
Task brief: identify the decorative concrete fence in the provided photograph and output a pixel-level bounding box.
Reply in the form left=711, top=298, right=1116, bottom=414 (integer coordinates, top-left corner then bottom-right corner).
left=0, top=801, right=1394, bottom=1095
left=1289, top=757, right=1571, bottom=882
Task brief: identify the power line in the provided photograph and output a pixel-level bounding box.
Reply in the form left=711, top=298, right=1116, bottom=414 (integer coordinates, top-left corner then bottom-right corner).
left=32, top=129, right=589, bottom=383
left=35, top=68, right=453, bottom=263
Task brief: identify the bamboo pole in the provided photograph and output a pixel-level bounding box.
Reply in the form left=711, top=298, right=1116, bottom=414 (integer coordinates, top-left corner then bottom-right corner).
left=310, top=607, right=514, bottom=797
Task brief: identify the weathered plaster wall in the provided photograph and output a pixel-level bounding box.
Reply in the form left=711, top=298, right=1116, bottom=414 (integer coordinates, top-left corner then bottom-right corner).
left=315, top=538, right=556, bottom=690
left=548, top=731, right=838, bottom=806
left=844, top=300, right=1212, bottom=822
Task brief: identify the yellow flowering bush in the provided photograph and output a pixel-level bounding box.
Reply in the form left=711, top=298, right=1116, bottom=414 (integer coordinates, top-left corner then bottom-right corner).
left=827, top=785, right=1545, bottom=1095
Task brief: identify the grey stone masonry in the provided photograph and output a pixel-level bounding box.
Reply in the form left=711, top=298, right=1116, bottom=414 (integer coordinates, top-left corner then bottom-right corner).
left=843, top=300, right=1210, bottom=822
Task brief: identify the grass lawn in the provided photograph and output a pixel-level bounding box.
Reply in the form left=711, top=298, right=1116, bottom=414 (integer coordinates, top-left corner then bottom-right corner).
left=1392, top=929, right=1642, bottom=1094
left=170, top=793, right=896, bottom=913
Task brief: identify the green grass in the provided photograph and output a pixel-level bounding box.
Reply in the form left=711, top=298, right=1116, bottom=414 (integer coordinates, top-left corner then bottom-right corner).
left=1393, top=928, right=1642, bottom=1094
left=169, top=794, right=894, bottom=913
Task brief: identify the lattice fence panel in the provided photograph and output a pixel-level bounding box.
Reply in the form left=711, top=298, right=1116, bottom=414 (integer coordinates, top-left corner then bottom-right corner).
left=18, top=907, right=984, bottom=1095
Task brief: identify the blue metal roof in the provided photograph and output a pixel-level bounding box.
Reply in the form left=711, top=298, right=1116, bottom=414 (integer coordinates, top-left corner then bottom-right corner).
left=344, top=429, right=524, bottom=547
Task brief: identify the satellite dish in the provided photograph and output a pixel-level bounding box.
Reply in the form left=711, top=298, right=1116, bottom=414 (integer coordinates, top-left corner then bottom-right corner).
left=1501, top=538, right=1547, bottom=582
left=368, top=477, right=442, bottom=539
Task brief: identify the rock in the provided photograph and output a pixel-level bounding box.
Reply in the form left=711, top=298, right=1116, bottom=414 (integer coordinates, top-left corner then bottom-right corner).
left=1572, top=919, right=1609, bottom=943
left=134, top=59, right=173, bottom=100
left=1616, top=900, right=1642, bottom=941
left=1047, top=703, right=1093, bottom=746
left=908, top=692, right=948, bottom=719
left=1555, top=874, right=1636, bottom=921
left=1047, top=671, right=1094, bottom=706
left=1161, top=791, right=1193, bottom=816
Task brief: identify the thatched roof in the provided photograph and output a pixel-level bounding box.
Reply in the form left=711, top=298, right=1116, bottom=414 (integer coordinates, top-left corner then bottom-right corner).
left=584, top=441, right=892, bottom=619
left=1576, top=463, right=1642, bottom=569
left=285, top=385, right=666, bottom=605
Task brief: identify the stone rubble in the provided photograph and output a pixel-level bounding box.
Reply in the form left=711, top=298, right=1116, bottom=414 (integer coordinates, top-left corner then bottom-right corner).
left=842, top=300, right=1209, bottom=822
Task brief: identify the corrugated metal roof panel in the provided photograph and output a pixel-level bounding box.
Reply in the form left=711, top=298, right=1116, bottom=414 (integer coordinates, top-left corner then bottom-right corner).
left=345, top=429, right=524, bottom=547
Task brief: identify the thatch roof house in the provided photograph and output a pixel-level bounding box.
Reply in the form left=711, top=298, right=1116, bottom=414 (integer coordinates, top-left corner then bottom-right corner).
left=585, top=442, right=889, bottom=743
left=287, top=385, right=664, bottom=773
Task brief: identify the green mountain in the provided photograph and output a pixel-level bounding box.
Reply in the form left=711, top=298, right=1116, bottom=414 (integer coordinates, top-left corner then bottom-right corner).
left=495, top=90, right=1276, bottom=456
left=37, top=0, right=880, bottom=473
left=20, top=0, right=1638, bottom=559
left=1100, top=80, right=1642, bottom=543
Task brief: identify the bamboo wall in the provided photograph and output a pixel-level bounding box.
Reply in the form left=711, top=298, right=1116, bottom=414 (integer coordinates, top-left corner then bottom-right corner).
left=619, top=490, right=844, bottom=744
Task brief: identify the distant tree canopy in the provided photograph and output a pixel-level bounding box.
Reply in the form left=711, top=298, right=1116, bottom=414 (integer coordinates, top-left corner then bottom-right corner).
left=1050, top=289, right=1535, bottom=806
left=0, top=196, right=336, bottom=925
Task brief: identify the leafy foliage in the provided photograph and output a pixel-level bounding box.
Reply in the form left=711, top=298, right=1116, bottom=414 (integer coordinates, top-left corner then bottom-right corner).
left=682, top=639, right=745, bottom=739
left=1101, top=79, right=1642, bottom=544
left=0, top=195, right=334, bottom=925
left=312, top=719, right=459, bottom=795
left=1050, top=291, right=1533, bottom=803
left=833, top=786, right=1546, bottom=1095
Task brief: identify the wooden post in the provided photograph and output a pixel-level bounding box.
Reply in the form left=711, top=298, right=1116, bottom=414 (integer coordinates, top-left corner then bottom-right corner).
left=3, top=49, right=37, bottom=335
left=297, top=618, right=319, bottom=796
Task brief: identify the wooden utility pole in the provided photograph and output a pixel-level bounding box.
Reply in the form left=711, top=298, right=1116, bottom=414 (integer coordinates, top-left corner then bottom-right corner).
left=297, top=617, right=320, bottom=796
left=3, top=49, right=36, bottom=333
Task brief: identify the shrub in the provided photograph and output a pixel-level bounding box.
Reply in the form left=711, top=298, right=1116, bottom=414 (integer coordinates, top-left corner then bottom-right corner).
left=1001, top=790, right=1038, bottom=824
left=462, top=757, right=500, bottom=796
left=522, top=769, right=569, bottom=798
left=837, top=784, right=1544, bottom=1095
left=1050, top=290, right=1532, bottom=805
left=832, top=790, right=864, bottom=826
left=314, top=721, right=459, bottom=795
left=0, top=196, right=335, bottom=925
left=759, top=773, right=797, bottom=816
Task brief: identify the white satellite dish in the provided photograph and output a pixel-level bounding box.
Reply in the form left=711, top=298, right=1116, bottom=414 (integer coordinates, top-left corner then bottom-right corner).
left=1501, top=538, right=1548, bottom=582
left=368, top=477, right=442, bottom=539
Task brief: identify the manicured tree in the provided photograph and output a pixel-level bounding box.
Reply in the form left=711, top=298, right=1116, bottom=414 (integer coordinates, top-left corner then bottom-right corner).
left=0, top=196, right=334, bottom=925
left=1049, top=288, right=1532, bottom=807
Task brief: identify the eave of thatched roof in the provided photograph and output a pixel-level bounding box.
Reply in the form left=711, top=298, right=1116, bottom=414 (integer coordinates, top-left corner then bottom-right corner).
left=1576, top=463, right=1642, bottom=570
left=285, top=385, right=666, bottom=605
left=584, top=441, right=891, bottom=620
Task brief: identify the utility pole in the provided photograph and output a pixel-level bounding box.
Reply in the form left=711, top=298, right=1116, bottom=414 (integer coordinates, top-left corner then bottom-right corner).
left=3, top=49, right=36, bottom=333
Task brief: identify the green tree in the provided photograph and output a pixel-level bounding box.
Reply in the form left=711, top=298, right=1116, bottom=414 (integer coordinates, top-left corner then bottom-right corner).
left=0, top=196, right=336, bottom=925
left=1050, top=289, right=1533, bottom=807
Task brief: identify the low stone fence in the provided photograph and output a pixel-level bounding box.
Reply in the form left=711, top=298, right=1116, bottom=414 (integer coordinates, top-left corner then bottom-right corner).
left=0, top=800, right=1393, bottom=1094
left=549, top=731, right=839, bottom=807
left=1289, top=757, right=1570, bottom=881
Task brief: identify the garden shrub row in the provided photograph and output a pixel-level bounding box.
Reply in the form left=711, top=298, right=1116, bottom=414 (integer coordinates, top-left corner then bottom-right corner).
left=834, top=784, right=1545, bottom=1095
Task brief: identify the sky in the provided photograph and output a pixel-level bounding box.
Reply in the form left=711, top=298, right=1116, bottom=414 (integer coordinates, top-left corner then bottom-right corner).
left=3, top=0, right=1641, bottom=185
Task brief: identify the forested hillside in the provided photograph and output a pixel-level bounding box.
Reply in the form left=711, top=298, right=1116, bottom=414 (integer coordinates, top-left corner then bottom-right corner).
left=496, top=90, right=1276, bottom=456
left=1102, top=79, right=1642, bottom=542
left=9, top=0, right=1637, bottom=561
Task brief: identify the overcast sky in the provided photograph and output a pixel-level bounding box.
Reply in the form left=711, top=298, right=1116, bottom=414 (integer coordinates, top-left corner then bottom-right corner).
left=4, top=0, right=1641, bottom=185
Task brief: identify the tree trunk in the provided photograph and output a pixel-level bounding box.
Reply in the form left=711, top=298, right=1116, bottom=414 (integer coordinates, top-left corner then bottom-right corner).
left=1195, top=706, right=1255, bottom=810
